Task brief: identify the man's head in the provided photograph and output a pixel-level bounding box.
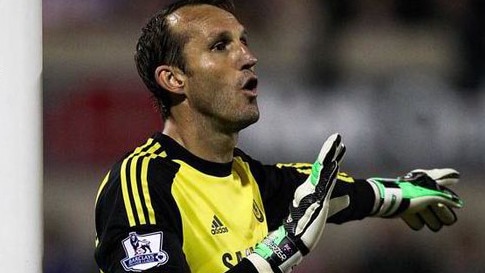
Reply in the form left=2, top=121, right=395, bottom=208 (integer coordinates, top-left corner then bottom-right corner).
left=135, top=0, right=259, bottom=132
left=135, top=0, right=234, bottom=119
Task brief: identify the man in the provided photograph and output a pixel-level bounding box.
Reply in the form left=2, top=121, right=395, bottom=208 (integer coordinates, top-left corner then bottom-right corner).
left=94, top=1, right=463, bottom=272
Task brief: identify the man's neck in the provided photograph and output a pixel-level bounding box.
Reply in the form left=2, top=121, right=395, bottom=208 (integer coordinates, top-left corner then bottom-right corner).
left=162, top=118, right=238, bottom=163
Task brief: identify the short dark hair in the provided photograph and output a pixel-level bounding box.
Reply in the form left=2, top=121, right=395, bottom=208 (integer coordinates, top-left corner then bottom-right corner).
left=135, top=0, right=235, bottom=119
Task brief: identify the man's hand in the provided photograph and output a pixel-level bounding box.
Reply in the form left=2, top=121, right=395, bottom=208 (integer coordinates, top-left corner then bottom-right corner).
left=246, top=133, right=345, bottom=273
left=368, top=168, right=464, bottom=231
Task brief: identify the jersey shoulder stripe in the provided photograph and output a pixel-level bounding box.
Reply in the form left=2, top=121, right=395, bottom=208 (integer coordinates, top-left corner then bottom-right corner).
left=118, top=137, right=167, bottom=227
left=276, top=163, right=312, bottom=175
left=274, top=162, right=355, bottom=183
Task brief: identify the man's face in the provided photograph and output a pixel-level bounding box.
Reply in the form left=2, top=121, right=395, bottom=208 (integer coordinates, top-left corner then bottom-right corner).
left=169, top=4, right=259, bottom=133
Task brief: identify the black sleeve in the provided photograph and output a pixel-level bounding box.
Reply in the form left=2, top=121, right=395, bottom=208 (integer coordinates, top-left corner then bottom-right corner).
left=95, top=158, right=190, bottom=273
left=327, top=177, right=376, bottom=224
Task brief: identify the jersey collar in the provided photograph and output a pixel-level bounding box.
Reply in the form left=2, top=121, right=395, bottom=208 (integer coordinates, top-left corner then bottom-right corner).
left=153, top=132, right=233, bottom=177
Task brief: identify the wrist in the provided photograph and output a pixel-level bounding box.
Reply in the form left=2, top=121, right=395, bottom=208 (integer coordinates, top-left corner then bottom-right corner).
left=251, top=226, right=303, bottom=273
left=367, top=178, right=406, bottom=217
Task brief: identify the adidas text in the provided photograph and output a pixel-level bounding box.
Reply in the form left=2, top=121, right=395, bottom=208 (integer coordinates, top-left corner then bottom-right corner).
left=211, top=226, right=228, bottom=235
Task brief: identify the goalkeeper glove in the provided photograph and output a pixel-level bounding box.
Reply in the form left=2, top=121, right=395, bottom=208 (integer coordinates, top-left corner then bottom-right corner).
left=367, top=168, right=463, bottom=231
left=246, top=133, right=346, bottom=273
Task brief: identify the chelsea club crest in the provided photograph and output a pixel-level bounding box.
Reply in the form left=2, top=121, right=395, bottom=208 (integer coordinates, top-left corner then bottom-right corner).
left=120, top=231, right=169, bottom=272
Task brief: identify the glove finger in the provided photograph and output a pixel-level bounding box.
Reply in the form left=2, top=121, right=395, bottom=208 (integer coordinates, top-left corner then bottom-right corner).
left=434, top=169, right=459, bottom=187
left=317, top=133, right=341, bottom=166
left=441, top=186, right=464, bottom=208
left=335, top=143, right=346, bottom=164
left=411, top=168, right=459, bottom=187
left=431, top=203, right=457, bottom=226
left=402, top=213, right=425, bottom=231
left=317, top=162, right=339, bottom=198
left=419, top=207, right=443, bottom=232
left=401, top=213, right=425, bottom=231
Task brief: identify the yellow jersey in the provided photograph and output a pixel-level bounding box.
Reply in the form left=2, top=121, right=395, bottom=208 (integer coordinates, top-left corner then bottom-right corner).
left=94, top=133, right=374, bottom=273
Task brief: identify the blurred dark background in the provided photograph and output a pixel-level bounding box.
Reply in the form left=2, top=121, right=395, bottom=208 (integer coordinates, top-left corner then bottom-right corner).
left=43, top=0, right=485, bottom=272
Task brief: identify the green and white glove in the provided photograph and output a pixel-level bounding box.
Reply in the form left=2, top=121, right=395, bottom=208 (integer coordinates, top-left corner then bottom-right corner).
left=367, top=168, right=464, bottom=231
left=246, top=133, right=346, bottom=273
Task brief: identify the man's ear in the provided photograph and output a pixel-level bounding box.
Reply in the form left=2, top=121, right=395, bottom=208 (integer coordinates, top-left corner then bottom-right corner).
left=155, top=65, right=186, bottom=94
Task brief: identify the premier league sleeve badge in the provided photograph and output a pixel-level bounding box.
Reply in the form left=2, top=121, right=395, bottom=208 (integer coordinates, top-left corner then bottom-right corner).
left=120, top=231, right=169, bottom=272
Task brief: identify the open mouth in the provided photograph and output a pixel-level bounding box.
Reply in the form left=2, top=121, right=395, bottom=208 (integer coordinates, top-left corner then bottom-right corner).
left=243, top=77, right=258, bottom=91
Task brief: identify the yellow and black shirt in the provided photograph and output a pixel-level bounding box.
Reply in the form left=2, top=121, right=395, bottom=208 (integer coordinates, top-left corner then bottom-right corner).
left=94, top=133, right=374, bottom=273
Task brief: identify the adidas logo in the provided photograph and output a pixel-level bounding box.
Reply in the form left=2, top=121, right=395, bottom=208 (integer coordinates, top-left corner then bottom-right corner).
left=211, top=215, right=229, bottom=235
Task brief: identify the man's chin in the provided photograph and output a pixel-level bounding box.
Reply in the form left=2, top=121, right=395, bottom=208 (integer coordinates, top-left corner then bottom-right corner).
left=238, top=113, right=260, bottom=131
left=229, top=111, right=260, bottom=133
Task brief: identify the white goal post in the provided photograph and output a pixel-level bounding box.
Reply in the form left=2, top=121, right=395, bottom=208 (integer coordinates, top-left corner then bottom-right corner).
left=0, top=0, right=42, bottom=271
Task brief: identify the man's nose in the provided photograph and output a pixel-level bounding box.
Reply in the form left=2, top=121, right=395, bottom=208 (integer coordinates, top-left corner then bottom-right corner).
left=240, top=44, right=258, bottom=71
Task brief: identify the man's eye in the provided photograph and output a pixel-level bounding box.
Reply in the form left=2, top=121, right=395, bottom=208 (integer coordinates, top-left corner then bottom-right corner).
left=212, top=41, right=228, bottom=51
left=241, top=38, right=248, bottom=46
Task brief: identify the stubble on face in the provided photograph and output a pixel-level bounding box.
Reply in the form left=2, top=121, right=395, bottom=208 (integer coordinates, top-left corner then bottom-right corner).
left=169, top=5, right=260, bottom=134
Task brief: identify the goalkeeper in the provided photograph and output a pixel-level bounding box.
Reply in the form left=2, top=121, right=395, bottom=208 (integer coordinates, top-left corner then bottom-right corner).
left=94, top=1, right=464, bottom=273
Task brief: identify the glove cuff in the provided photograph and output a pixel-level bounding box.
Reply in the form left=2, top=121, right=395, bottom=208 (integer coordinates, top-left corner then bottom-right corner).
left=252, top=226, right=303, bottom=273
left=367, top=178, right=408, bottom=217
